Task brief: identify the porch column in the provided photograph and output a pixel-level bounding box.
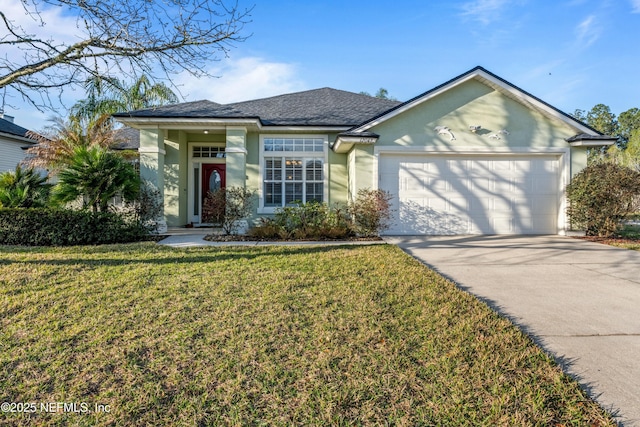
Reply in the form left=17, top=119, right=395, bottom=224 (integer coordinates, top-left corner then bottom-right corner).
left=139, top=128, right=167, bottom=233
left=225, top=127, right=247, bottom=188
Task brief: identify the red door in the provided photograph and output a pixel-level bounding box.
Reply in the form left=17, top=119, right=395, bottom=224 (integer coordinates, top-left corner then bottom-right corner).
left=202, top=164, right=226, bottom=202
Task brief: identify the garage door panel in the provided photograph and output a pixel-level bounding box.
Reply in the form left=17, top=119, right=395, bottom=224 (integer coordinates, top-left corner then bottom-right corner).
left=381, top=155, right=560, bottom=235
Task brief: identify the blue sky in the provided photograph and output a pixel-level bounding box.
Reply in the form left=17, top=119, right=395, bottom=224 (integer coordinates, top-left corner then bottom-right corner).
left=5, top=0, right=640, bottom=131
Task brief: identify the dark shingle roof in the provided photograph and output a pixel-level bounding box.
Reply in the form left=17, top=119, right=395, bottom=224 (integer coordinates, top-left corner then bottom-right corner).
left=113, top=126, right=140, bottom=150
left=113, top=88, right=402, bottom=127
left=0, top=117, right=32, bottom=139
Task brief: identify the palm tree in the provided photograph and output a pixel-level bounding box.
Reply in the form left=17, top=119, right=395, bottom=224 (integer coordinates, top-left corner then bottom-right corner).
left=51, top=146, right=140, bottom=213
left=24, top=114, right=117, bottom=172
left=70, top=75, right=178, bottom=125
left=0, top=164, right=51, bottom=208
left=25, top=75, right=178, bottom=172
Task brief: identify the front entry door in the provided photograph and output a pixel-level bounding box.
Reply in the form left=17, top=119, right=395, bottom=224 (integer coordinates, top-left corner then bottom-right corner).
left=202, top=164, right=226, bottom=202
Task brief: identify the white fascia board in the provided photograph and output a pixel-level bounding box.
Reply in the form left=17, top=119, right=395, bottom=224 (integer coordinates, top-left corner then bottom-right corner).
left=0, top=132, right=36, bottom=145
left=568, top=140, right=616, bottom=147
left=262, top=126, right=350, bottom=132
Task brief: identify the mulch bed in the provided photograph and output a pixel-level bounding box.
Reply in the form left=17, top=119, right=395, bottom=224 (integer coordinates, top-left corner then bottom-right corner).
left=203, top=234, right=383, bottom=243
left=576, top=236, right=640, bottom=246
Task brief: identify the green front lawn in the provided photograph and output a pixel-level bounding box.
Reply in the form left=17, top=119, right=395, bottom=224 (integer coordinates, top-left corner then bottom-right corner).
left=0, top=243, right=613, bottom=426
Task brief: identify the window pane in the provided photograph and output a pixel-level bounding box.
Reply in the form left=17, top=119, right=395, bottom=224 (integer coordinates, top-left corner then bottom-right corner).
left=285, top=183, right=303, bottom=204
left=264, top=182, right=282, bottom=206
left=285, top=159, right=302, bottom=181
left=306, top=183, right=323, bottom=203
left=305, top=159, right=323, bottom=181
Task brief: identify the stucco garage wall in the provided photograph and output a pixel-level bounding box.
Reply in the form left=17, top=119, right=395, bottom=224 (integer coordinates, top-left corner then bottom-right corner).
left=353, top=79, right=582, bottom=235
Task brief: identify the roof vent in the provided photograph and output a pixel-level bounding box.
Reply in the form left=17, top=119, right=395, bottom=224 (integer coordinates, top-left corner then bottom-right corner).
left=0, top=112, right=15, bottom=123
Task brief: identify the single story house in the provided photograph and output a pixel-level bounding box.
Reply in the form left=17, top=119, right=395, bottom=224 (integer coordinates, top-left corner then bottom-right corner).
left=113, top=66, right=615, bottom=235
left=0, top=114, right=37, bottom=173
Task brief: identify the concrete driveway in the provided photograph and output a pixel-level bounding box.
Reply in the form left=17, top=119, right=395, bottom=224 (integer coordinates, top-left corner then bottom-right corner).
left=386, top=235, right=640, bottom=427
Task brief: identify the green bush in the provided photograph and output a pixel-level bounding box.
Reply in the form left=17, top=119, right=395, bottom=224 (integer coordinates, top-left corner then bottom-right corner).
left=0, top=165, right=51, bottom=208
left=250, top=202, right=352, bottom=240
left=202, top=186, right=256, bottom=235
left=348, top=188, right=393, bottom=237
left=566, top=162, right=640, bottom=236
left=0, top=208, right=148, bottom=246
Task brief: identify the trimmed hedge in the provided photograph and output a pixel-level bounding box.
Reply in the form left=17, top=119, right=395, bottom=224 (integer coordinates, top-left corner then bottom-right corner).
left=0, top=208, right=149, bottom=246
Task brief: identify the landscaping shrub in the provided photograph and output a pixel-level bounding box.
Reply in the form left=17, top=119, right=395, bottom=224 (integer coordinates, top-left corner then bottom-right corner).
left=566, top=162, right=640, bottom=236
left=202, top=188, right=226, bottom=226
left=250, top=201, right=352, bottom=240
left=51, top=146, right=140, bottom=213
left=348, top=188, right=393, bottom=236
left=202, top=186, right=256, bottom=235
left=0, top=208, right=148, bottom=246
left=119, top=180, right=164, bottom=233
left=0, top=165, right=51, bottom=208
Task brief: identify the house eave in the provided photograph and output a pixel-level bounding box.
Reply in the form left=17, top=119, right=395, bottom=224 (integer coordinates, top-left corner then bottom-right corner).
left=0, top=131, right=36, bottom=145
left=566, top=134, right=617, bottom=147
left=332, top=132, right=380, bottom=153
left=113, top=116, right=351, bottom=133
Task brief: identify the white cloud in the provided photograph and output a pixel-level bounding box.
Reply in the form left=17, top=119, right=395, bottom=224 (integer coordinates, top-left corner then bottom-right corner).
left=1, top=2, right=79, bottom=60
left=631, top=0, right=640, bottom=13
left=575, top=15, right=600, bottom=48
left=174, top=57, right=307, bottom=103
left=459, top=0, right=512, bottom=25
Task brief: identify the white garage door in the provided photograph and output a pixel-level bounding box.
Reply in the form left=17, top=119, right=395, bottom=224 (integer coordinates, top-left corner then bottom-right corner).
left=379, top=154, right=561, bottom=235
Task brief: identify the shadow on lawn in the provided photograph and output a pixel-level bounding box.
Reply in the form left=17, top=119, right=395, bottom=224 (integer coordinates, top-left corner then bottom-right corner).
left=0, top=243, right=382, bottom=268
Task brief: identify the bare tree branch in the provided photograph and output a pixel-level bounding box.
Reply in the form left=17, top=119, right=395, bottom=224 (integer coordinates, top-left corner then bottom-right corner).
left=0, top=0, right=252, bottom=110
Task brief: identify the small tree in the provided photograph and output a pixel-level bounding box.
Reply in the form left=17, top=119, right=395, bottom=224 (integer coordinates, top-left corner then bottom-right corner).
left=349, top=188, right=393, bottom=237
left=203, top=186, right=255, bottom=235
left=566, top=162, right=640, bottom=236
left=52, top=146, right=140, bottom=213
left=1, top=0, right=251, bottom=110
left=0, top=165, right=51, bottom=208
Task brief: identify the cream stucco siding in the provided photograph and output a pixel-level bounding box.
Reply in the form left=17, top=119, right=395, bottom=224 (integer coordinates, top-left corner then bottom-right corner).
left=370, top=80, right=577, bottom=151
left=328, top=149, right=348, bottom=206
left=162, top=130, right=188, bottom=226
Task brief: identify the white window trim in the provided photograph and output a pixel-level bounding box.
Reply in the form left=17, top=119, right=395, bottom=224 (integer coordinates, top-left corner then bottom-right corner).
left=258, top=134, right=329, bottom=214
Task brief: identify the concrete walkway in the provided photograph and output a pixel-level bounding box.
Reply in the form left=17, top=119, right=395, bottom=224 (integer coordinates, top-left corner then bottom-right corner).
left=157, top=231, right=384, bottom=248
left=386, top=235, right=640, bottom=427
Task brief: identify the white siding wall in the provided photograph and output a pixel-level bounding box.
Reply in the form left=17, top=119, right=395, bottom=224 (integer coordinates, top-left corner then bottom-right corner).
left=0, top=138, right=31, bottom=172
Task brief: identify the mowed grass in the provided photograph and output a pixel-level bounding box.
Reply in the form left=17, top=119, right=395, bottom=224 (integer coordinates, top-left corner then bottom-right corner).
left=0, top=243, right=613, bottom=426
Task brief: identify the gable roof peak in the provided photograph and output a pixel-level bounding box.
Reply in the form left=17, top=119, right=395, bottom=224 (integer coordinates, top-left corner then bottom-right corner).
left=349, top=65, right=601, bottom=136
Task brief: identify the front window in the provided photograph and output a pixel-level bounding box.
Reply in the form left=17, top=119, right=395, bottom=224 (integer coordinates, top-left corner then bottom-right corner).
left=262, top=137, right=325, bottom=207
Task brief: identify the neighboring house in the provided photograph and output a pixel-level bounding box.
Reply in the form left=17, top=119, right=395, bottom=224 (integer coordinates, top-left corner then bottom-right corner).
left=0, top=114, right=36, bottom=172
left=113, top=66, right=616, bottom=235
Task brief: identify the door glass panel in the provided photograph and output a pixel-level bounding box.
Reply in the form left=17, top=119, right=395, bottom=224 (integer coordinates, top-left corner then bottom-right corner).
left=209, top=170, right=221, bottom=192
left=193, top=166, right=200, bottom=215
